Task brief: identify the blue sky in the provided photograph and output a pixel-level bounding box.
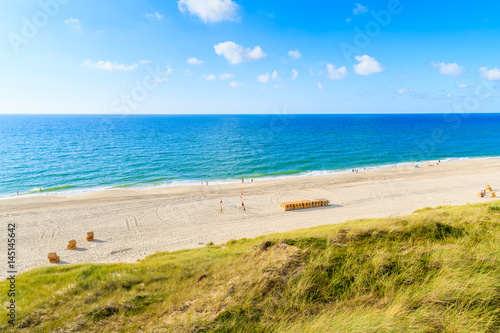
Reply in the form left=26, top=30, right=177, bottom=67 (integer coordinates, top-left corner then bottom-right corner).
left=1, top=0, right=499, bottom=114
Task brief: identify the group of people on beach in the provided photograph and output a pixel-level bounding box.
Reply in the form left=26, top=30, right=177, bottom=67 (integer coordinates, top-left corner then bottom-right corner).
left=219, top=198, right=246, bottom=213
left=202, top=178, right=254, bottom=186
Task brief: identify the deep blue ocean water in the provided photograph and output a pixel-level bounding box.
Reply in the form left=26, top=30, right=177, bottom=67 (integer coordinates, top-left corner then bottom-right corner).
left=1, top=114, right=499, bottom=198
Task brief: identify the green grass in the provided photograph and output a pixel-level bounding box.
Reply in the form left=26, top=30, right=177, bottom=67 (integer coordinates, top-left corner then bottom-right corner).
left=2, top=200, right=500, bottom=332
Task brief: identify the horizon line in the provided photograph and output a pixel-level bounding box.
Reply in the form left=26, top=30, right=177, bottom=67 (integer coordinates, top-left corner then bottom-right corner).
left=1, top=112, right=500, bottom=116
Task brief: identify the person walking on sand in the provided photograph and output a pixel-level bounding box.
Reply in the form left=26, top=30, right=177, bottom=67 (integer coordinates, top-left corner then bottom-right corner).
left=242, top=178, right=244, bottom=183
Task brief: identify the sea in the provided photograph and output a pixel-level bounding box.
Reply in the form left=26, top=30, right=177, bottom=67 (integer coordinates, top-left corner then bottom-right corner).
left=1, top=114, right=499, bottom=198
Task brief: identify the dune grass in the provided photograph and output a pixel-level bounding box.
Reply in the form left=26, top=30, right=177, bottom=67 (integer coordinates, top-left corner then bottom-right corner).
left=2, top=200, right=500, bottom=332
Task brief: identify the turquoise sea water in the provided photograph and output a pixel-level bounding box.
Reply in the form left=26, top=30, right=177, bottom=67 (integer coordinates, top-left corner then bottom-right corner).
left=1, top=114, right=499, bottom=198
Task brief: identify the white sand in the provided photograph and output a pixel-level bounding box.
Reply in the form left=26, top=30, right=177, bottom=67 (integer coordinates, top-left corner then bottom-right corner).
left=1, top=158, right=499, bottom=278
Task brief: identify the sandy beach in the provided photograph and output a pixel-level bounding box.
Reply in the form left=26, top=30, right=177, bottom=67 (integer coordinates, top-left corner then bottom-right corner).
left=1, top=158, right=499, bottom=278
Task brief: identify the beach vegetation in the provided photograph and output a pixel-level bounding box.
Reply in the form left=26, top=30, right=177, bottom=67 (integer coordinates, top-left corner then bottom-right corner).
left=2, top=200, right=500, bottom=332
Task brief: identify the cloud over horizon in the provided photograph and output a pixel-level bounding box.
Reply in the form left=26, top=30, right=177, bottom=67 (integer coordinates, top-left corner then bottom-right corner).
left=327, top=63, right=348, bottom=79
left=214, top=41, right=266, bottom=64
left=178, top=0, right=240, bottom=23
left=143, top=12, right=164, bottom=21
left=288, top=49, right=302, bottom=60
left=479, top=67, right=500, bottom=81
left=64, top=18, right=81, bottom=30
left=187, top=57, right=204, bottom=65
left=431, top=62, right=465, bottom=76
left=353, top=3, right=368, bottom=15
left=353, top=55, right=384, bottom=75
left=203, top=73, right=217, bottom=81
left=257, top=73, right=270, bottom=83
left=82, top=59, right=138, bottom=71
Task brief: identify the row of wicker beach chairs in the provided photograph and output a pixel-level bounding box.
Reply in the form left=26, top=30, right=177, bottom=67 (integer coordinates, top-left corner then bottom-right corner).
left=280, top=199, right=329, bottom=211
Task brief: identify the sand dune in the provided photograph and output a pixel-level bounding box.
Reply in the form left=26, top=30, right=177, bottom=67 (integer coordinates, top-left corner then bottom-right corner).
left=1, top=158, right=499, bottom=278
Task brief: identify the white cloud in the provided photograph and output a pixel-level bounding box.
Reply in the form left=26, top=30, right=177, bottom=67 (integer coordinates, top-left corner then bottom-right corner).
left=396, top=88, right=416, bottom=95
left=178, top=0, right=240, bottom=23
left=139, top=60, right=152, bottom=64
left=431, top=62, right=465, bottom=76
left=345, top=18, right=352, bottom=22
left=317, top=81, right=323, bottom=90
left=143, top=12, right=164, bottom=20
left=229, top=81, right=243, bottom=87
left=82, top=59, right=138, bottom=71
left=64, top=18, right=81, bottom=30
left=288, top=49, right=301, bottom=60
left=214, top=41, right=267, bottom=64
left=478, top=67, right=500, bottom=81
left=150, top=66, right=173, bottom=83
left=257, top=73, right=270, bottom=83
left=291, top=69, right=298, bottom=80
left=214, top=42, right=244, bottom=64
left=353, top=55, right=384, bottom=75
left=165, top=66, right=174, bottom=75
left=271, top=70, right=281, bottom=81
left=203, top=74, right=217, bottom=81
left=456, top=82, right=468, bottom=88
left=246, top=46, right=266, bottom=60
left=353, top=3, right=368, bottom=15
left=156, top=77, right=168, bottom=83
left=219, top=73, right=233, bottom=80
left=327, top=63, right=348, bottom=79
left=187, top=57, right=204, bottom=65
left=274, top=84, right=286, bottom=89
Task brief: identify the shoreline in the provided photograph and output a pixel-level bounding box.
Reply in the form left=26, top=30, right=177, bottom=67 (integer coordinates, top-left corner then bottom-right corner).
left=1, top=158, right=500, bottom=278
left=3, top=155, right=499, bottom=201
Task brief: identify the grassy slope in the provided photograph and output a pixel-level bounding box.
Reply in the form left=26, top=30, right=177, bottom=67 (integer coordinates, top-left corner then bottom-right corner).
left=2, top=201, right=500, bottom=332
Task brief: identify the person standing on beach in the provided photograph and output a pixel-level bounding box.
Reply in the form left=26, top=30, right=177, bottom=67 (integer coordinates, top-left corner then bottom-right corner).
left=242, top=178, right=244, bottom=183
